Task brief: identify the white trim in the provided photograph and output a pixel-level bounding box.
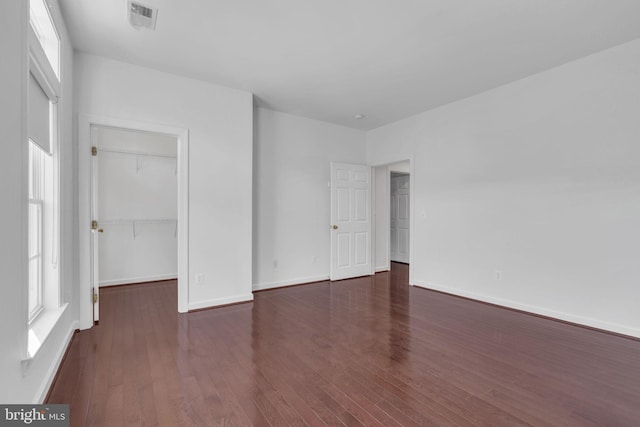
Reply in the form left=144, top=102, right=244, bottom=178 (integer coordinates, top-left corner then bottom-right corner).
left=413, top=280, right=640, bottom=339
left=31, top=320, right=78, bottom=403
left=99, top=274, right=178, bottom=287
left=370, top=168, right=376, bottom=275
left=375, top=266, right=390, bottom=273
left=28, top=26, right=60, bottom=101
left=188, top=293, right=254, bottom=311
left=20, top=0, right=31, bottom=364
left=385, top=166, right=391, bottom=271
left=79, top=114, right=190, bottom=329
left=252, top=275, right=329, bottom=291
left=26, top=303, right=68, bottom=360
left=408, top=156, right=415, bottom=285
left=176, top=129, right=189, bottom=314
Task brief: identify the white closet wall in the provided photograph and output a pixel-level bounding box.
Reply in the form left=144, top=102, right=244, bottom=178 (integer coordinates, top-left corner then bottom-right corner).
left=95, top=126, right=178, bottom=286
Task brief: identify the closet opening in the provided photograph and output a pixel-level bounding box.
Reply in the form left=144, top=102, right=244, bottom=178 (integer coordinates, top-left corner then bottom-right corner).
left=90, top=125, right=179, bottom=323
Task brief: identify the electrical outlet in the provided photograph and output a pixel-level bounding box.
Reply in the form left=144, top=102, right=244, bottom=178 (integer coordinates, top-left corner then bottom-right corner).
left=195, top=273, right=204, bottom=285
left=495, top=270, right=503, bottom=280
left=273, top=259, right=278, bottom=269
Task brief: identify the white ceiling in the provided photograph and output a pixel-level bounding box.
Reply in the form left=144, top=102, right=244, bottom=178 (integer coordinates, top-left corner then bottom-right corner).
left=59, top=0, right=640, bottom=130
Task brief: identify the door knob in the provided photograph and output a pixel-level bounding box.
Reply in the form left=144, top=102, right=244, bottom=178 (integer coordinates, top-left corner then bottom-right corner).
left=332, top=225, right=338, bottom=230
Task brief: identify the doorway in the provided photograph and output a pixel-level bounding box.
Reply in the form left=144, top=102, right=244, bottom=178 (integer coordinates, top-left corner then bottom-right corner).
left=374, top=160, right=411, bottom=273
left=79, top=115, right=189, bottom=329
left=390, top=172, right=410, bottom=264
left=91, top=126, right=178, bottom=322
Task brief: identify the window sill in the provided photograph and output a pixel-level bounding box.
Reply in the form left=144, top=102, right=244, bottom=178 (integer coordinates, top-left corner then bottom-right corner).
left=24, top=303, right=69, bottom=365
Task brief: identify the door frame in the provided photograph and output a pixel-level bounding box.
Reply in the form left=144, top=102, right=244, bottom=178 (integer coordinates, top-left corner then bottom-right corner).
left=371, top=156, right=415, bottom=285
left=79, top=114, right=190, bottom=329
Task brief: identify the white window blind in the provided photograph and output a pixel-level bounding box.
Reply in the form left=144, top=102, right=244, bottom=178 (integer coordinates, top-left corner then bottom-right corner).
left=28, top=72, right=51, bottom=154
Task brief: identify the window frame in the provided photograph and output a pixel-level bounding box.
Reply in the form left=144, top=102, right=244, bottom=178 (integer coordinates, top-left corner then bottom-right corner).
left=29, top=0, right=61, bottom=81
left=27, top=0, right=61, bottom=327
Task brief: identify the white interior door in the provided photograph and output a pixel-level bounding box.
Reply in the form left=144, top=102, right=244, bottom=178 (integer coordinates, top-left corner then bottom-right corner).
left=90, top=127, right=100, bottom=323
left=330, top=162, right=373, bottom=280
left=390, top=173, right=410, bottom=263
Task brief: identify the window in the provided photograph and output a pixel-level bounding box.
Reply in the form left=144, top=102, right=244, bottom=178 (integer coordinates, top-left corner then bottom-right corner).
left=28, top=67, right=58, bottom=326
left=28, top=141, right=46, bottom=321
left=27, top=0, right=62, bottom=357
left=29, top=0, right=60, bottom=80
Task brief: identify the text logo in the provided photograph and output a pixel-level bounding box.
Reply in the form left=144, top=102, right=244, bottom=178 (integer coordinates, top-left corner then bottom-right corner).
left=0, top=405, right=69, bottom=426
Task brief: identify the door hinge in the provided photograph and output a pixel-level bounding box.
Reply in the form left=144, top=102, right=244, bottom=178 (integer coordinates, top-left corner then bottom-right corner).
left=91, top=220, right=98, bottom=230
left=92, top=146, right=97, bottom=156
left=93, top=292, right=98, bottom=304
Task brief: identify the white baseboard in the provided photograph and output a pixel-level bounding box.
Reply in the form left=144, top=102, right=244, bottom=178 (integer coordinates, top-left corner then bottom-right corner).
left=188, top=293, right=254, bottom=311
left=100, top=274, right=178, bottom=287
left=252, top=275, right=329, bottom=291
left=34, top=320, right=79, bottom=403
left=413, top=280, right=640, bottom=339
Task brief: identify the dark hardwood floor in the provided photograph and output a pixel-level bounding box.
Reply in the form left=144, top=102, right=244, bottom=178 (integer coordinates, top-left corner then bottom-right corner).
left=48, top=263, right=640, bottom=426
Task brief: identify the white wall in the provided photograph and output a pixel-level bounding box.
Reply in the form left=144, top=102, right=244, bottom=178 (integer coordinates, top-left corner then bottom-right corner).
left=367, top=39, right=640, bottom=338
left=75, top=53, right=254, bottom=312
left=0, top=0, right=78, bottom=403
left=95, top=127, right=178, bottom=286
left=253, top=108, right=366, bottom=290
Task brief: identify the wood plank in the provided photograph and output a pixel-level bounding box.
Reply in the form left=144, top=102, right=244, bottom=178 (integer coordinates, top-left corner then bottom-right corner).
left=46, top=268, right=640, bottom=426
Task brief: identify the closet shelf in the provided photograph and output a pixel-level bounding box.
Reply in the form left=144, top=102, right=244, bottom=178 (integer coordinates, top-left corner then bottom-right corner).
left=96, top=147, right=176, bottom=159
left=99, top=219, right=177, bottom=225
left=96, top=147, right=177, bottom=174
left=98, top=219, right=177, bottom=239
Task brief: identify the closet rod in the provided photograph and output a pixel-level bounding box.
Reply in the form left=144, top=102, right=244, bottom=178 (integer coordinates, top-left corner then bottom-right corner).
left=99, top=219, right=177, bottom=225
left=96, top=147, right=177, bottom=159
left=98, top=219, right=178, bottom=239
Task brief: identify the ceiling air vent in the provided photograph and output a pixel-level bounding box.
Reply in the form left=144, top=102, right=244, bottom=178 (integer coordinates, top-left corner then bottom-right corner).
left=128, top=1, right=157, bottom=31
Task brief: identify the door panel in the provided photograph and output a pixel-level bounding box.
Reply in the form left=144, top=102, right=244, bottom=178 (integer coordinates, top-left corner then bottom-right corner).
left=354, top=189, right=368, bottom=221
left=398, top=229, right=409, bottom=257
left=354, top=232, right=368, bottom=265
left=337, top=233, right=350, bottom=267
left=337, top=188, right=350, bottom=221
left=399, top=194, right=409, bottom=219
left=330, top=162, right=372, bottom=280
